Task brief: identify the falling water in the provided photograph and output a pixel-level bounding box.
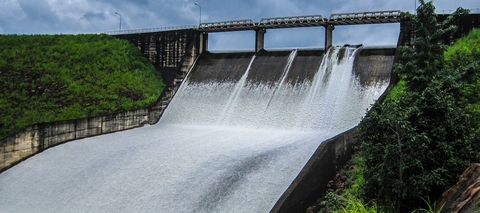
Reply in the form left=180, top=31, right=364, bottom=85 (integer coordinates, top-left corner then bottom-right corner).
left=265, top=49, right=298, bottom=110
left=217, top=55, right=256, bottom=125
left=0, top=46, right=389, bottom=213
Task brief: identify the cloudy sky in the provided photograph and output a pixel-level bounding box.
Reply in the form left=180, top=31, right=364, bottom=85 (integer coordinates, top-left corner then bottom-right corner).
left=1, top=0, right=478, bottom=50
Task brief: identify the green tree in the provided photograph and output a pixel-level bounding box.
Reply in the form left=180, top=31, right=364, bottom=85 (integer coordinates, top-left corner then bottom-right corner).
left=358, top=1, right=480, bottom=212
left=396, top=1, right=469, bottom=93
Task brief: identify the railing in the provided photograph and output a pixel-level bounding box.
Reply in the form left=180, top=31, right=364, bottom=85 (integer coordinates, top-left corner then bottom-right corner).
left=436, top=8, right=480, bottom=14
left=259, top=15, right=326, bottom=28
left=328, top=10, right=401, bottom=24
left=105, top=25, right=197, bottom=35
left=102, top=8, right=480, bottom=34
left=198, top=19, right=256, bottom=32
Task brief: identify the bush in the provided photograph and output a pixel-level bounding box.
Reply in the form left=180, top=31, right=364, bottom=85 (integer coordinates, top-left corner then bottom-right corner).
left=357, top=1, right=480, bottom=211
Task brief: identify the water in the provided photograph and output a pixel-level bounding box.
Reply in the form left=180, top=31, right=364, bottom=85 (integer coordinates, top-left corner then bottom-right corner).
left=0, top=46, right=389, bottom=213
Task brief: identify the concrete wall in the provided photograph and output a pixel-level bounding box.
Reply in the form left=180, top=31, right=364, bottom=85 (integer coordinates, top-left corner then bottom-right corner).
left=113, top=29, right=200, bottom=86
left=1, top=109, right=149, bottom=172
left=270, top=128, right=358, bottom=213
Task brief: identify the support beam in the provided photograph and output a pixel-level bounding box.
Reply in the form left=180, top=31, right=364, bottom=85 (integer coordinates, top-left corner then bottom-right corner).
left=199, top=32, right=208, bottom=53
left=255, top=28, right=266, bottom=52
left=325, top=24, right=334, bottom=50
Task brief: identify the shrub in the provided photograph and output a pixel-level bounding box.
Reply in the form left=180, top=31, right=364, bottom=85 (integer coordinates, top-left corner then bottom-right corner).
left=357, top=1, right=480, bottom=211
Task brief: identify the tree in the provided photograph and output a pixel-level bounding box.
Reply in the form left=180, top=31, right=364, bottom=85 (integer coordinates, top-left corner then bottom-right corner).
left=358, top=1, right=479, bottom=212
left=396, top=1, right=469, bottom=93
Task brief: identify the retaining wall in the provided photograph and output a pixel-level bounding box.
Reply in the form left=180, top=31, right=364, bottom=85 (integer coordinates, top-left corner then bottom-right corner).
left=271, top=128, right=359, bottom=213
left=1, top=109, right=150, bottom=172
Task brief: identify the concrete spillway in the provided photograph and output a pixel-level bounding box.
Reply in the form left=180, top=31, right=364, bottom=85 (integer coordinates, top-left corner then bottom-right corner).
left=0, top=46, right=393, bottom=212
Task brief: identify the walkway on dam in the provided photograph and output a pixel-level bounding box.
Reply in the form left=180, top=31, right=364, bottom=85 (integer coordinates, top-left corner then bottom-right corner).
left=197, top=10, right=401, bottom=32
left=106, top=10, right=401, bottom=35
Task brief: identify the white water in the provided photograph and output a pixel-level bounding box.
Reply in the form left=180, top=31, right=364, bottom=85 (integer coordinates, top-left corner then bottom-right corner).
left=0, top=47, right=388, bottom=213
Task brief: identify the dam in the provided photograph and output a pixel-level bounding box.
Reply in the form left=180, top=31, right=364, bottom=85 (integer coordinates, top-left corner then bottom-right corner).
left=0, top=45, right=393, bottom=212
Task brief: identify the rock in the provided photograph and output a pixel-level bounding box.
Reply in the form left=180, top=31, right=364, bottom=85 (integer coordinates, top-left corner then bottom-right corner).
left=436, top=163, right=480, bottom=213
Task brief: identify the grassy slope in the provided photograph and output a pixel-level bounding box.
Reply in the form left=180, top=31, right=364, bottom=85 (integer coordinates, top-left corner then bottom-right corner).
left=0, top=34, right=165, bottom=140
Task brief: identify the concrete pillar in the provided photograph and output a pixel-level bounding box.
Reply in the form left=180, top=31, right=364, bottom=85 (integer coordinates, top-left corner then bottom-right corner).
left=325, top=24, right=334, bottom=51
left=199, top=32, right=208, bottom=53
left=255, top=28, right=266, bottom=52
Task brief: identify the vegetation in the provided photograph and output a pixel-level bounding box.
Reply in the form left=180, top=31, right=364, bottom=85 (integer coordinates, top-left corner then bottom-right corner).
left=0, top=34, right=164, bottom=140
left=309, top=1, right=480, bottom=212
left=356, top=1, right=480, bottom=212
left=313, top=154, right=449, bottom=213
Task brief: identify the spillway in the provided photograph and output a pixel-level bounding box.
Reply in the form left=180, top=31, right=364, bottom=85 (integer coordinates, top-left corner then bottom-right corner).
left=0, top=46, right=392, bottom=212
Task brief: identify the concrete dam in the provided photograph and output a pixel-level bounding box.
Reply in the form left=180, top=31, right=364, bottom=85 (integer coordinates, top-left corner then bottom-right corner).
left=0, top=45, right=394, bottom=212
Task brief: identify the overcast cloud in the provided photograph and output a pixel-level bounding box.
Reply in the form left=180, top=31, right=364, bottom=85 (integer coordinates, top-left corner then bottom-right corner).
left=0, top=0, right=478, bottom=50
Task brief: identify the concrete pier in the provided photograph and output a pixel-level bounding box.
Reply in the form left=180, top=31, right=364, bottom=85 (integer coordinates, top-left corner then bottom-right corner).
left=200, top=32, right=208, bottom=53
left=255, top=28, right=266, bottom=52
left=325, top=24, right=334, bottom=50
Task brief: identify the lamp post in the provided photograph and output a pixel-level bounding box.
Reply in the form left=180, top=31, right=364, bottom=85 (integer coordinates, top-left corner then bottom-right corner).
left=414, top=0, right=417, bottom=13
left=115, top=12, right=122, bottom=31
left=194, top=3, right=201, bottom=26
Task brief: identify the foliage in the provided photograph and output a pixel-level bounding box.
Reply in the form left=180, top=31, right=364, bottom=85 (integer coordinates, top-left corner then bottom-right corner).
left=357, top=1, right=480, bottom=212
left=444, top=29, right=480, bottom=63
left=385, top=79, right=406, bottom=101
left=443, top=29, right=480, bottom=116
left=0, top=34, right=164, bottom=139
left=316, top=155, right=447, bottom=213
left=318, top=192, right=347, bottom=213
left=395, top=1, right=469, bottom=93
left=338, top=198, right=384, bottom=213
left=336, top=155, right=386, bottom=213
left=411, top=197, right=444, bottom=213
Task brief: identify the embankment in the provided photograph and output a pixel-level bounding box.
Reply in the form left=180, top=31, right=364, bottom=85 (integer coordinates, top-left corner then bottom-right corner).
left=0, top=37, right=198, bottom=173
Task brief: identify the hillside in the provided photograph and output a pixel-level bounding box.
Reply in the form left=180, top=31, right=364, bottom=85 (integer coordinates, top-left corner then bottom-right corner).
left=0, top=34, right=164, bottom=140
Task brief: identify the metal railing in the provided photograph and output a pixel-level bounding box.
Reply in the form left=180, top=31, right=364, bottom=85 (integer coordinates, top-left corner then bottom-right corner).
left=329, top=10, right=401, bottom=21
left=198, top=19, right=256, bottom=32
left=105, top=25, right=197, bottom=35
left=259, top=15, right=326, bottom=28
left=103, top=8, right=480, bottom=34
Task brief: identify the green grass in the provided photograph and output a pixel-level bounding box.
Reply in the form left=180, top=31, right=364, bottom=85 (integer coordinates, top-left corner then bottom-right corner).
left=0, top=34, right=165, bottom=140
left=386, top=79, right=406, bottom=101
left=314, top=154, right=446, bottom=213
left=332, top=155, right=386, bottom=213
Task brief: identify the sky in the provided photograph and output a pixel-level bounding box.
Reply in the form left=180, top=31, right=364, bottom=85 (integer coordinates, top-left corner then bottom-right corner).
left=0, top=0, right=478, bottom=50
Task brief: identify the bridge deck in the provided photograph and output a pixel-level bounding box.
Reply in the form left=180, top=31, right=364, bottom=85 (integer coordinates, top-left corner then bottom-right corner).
left=258, top=15, right=327, bottom=29
left=107, top=10, right=402, bottom=35
left=199, top=19, right=256, bottom=32
left=197, top=10, right=401, bottom=32
left=328, top=10, right=401, bottom=25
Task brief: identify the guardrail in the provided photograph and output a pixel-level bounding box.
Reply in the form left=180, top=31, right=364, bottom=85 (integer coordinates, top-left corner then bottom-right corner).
left=328, top=10, right=401, bottom=25
left=198, top=19, right=256, bottom=32
left=259, top=15, right=326, bottom=28
left=103, top=9, right=480, bottom=34
left=105, top=25, right=197, bottom=35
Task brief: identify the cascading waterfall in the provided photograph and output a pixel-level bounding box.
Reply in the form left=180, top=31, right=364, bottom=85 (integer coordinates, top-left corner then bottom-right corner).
left=0, top=46, right=390, bottom=213
left=264, top=49, right=297, bottom=111
left=295, top=46, right=366, bottom=131
left=217, top=55, right=256, bottom=125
